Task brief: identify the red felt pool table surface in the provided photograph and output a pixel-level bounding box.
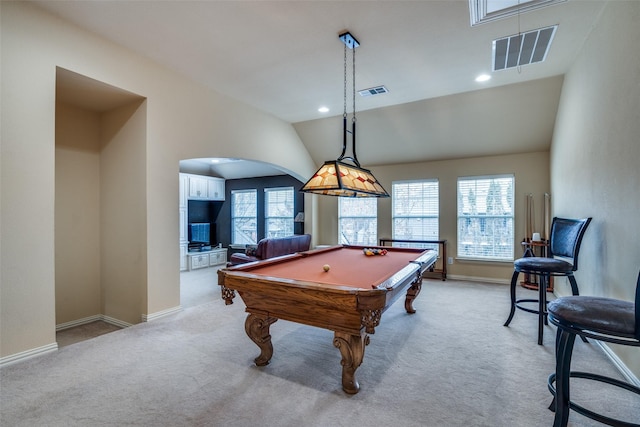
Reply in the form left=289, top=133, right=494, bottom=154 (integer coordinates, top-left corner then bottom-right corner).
left=242, top=245, right=423, bottom=289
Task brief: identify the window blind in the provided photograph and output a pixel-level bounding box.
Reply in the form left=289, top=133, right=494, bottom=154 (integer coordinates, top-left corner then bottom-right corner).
left=457, top=175, right=514, bottom=261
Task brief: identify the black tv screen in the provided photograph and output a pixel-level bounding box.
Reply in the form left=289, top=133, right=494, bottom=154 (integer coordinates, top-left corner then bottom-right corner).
left=189, top=223, right=210, bottom=244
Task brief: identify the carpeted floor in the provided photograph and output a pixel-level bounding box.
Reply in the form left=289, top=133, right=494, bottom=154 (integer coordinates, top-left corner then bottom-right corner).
left=55, top=267, right=221, bottom=348
left=2, top=278, right=638, bottom=426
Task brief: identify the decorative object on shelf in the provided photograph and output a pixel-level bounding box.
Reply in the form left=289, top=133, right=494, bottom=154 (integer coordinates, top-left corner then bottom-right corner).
left=301, top=31, right=389, bottom=198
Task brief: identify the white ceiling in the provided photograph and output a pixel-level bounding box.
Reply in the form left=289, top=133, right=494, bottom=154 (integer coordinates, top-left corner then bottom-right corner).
left=40, top=0, right=608, bottom=178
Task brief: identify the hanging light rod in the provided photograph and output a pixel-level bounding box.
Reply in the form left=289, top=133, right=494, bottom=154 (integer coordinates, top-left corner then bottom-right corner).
left=301, top=31, right=389, bottom=198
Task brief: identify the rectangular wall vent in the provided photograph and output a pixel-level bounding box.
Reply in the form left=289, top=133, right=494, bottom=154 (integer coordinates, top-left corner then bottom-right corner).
left=493, top=25, right=557, bottom=71
left=359, top=86, right=389, bottom=97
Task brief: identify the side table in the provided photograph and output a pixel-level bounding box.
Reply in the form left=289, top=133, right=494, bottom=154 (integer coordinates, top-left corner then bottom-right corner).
left=520, top=240, right=553, bottom=291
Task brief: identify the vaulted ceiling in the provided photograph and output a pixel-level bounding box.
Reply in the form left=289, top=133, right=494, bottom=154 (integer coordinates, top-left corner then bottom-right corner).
left=38, top=0, right=608, bottom=177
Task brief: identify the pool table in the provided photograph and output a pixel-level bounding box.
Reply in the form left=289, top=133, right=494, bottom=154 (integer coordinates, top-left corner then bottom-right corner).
left=217, top=244, right=437, bottom=394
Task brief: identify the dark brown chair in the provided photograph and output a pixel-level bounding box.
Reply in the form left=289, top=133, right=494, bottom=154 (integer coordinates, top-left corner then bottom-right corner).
left=504, top=217, right=592, bottom=344
left=547, top=271, right=640, bottom=427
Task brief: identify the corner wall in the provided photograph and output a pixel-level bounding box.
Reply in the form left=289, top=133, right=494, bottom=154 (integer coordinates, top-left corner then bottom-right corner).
left=0, top=2, right=316, bottom=360
left=551, top=0, right=640, bottom=378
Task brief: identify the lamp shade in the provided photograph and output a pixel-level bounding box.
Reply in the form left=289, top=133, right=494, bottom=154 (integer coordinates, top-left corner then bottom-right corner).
left=301, top=160, right=389, bottom=198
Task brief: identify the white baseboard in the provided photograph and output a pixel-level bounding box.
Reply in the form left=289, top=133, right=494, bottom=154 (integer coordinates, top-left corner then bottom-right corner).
left=444, top=274, right=510, bottom=285
left=596, top=340, right=640, bottom=387
left=56, top=314, right=132, bottom=331
left=0, top=342, right=58, bottom=368
left=102, top=315, right=133, bottom=329
left=141, top=305, right=182, bottom=322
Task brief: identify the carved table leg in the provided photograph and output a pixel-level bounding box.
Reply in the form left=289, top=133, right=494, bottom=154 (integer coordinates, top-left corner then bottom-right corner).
left=404, top=271, right=423, bottom=314
left=220, top=285, right=236, bottom=305
left=333, top=330, right=370, bottom=394
left=244, top=313, right=278, bottom=366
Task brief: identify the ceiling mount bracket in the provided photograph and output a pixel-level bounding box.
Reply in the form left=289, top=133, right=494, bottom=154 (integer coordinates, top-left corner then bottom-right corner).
left=339, top=32, right=360, bottom=49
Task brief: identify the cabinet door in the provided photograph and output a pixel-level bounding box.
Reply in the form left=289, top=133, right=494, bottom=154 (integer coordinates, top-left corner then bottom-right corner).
left=210, top=250, right=227, bottom=266
left=180, top=245, right=188, bottom=271
left=179, top=208, right=187, bottom=244
left=188, top=176, right=208, bottom=199
left=191, top=254, right=208, bottom=269
left=207, top=178, right=225, bottom=200
left=179, top=173, right=188, bottom=208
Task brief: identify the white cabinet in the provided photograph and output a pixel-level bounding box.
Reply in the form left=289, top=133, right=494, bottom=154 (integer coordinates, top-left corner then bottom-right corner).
left=188, top=253, right=210, bottom=270
left=209, top=248, right=227, bottom=266
left=187, top=175, right=208, bottom=199
left=186, top=174, right=225, bottom=201
left=179, top=173, right=188, bottom=209
left=207, top=178, right=225, bottom=200
left=187, top=248, right=227, bottom=271
left=179, top=173, right=226, bottom=270
left=180, top=244, right=188, bottom=271
left=179, top=174, right=189, bottom=271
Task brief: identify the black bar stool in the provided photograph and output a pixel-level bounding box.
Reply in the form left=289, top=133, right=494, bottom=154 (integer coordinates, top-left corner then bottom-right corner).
left=547, top=271, right=640, bottom=426
left=504, top=217, right=591, bottom=345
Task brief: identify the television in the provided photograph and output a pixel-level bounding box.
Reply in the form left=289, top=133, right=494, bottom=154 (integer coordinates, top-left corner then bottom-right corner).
left=189, top=223, right=211, bottom=246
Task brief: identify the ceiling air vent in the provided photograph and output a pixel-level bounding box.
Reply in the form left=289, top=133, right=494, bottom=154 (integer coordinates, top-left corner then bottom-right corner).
left=493, top=25, right=557, bottom=71
left=359, top=86, right=388, bottom=97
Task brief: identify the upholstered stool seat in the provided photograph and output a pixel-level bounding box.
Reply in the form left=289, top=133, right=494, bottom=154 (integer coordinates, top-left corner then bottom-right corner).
left=549, top=296, right=636, bottom=338
left=547, top=272, right=640, bottom=427
left=514, top=257, right=575, bottom=274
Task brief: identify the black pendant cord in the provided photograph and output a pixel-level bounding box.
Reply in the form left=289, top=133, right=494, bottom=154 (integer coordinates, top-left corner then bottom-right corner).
left=336, top=35, right=361, bottom=168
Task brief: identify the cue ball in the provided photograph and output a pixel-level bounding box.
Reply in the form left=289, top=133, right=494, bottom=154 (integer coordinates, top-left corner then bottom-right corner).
left=323, top=264, right=330, bottom=272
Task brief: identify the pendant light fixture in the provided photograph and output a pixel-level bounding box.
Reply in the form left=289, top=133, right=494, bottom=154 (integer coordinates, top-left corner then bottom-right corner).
left=301, top=32, right=389, bottom=198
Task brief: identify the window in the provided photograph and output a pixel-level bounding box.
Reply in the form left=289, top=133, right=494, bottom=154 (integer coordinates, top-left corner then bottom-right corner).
left=392, top=180, right=439, bottom=250
left=231, top=189, right=257, bottom=244
left=338, top=198, right=377, bottom=245
left=457, top=175, right=514, bottom=261
left=264, top=187, right=294, bottom=238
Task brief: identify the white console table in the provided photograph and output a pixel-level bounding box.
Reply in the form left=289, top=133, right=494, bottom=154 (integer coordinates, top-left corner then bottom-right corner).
left=187, top=248, right=228, bottom=271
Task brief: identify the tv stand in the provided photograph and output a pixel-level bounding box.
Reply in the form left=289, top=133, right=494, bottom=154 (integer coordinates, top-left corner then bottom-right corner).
left=187, top=247, right=228, bottom=271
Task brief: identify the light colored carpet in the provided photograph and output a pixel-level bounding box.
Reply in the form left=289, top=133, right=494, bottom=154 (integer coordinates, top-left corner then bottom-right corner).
left=57, top=321, right=123, bottom=349
left=2, top=279, right=638, bottom=426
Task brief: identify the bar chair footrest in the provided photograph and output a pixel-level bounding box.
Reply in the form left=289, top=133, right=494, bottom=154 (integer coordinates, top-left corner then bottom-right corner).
left=515, top=297, right=547, bottom=316
left=548, top=371, right=640, bottom=427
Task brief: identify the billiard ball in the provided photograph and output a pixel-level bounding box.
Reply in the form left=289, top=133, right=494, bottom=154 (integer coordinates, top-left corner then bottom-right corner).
left=323, top=264, right=330, bottom=272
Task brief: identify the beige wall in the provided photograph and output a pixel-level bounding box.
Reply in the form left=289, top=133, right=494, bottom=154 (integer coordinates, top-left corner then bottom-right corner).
left=100, top=101, right=148, bottom=325
left=1, top=2, right=316, bottom=359
left=550, top=1, right=640, bottom=377
left=55, top=103, right=103, bottom=324
left=315, top=151, right=550, bottom=283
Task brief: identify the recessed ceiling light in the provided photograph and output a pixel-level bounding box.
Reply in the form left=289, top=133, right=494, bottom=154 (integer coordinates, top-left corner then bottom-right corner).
left=475, top=74, right=491, bottom=82
left=318, top=106, right=329, bottom=113
left=209, top=158, right=240, bottom=164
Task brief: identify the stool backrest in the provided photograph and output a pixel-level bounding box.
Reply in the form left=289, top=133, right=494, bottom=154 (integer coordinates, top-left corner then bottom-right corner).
left=549, top=217, right=592, bottom=271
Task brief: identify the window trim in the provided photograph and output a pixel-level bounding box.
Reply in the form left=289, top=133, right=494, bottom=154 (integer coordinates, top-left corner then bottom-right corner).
left=456, top=174, right=515, bottom=262
left=264, top=187, right=295, bottom=238
left=391, top=179, right=440, bottom=250
left=231, top=189, right=258, bottom=245
left=338, top=197, right=378, bottom=246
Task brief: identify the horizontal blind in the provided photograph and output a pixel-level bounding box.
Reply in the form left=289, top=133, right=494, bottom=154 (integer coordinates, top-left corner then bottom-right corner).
left=231, top=189, right=257, bottom=244
left=264, top=187, right=294, bottom=238
left=457, top=175, right=514, bottom=260
left=338, top=198, right=377, bottom=245
left=392, top=180, right=439, bottom=250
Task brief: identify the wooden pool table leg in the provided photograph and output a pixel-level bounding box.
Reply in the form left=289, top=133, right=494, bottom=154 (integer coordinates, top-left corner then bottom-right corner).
left=244, top=313, right=278, bottom=366
left=333, top=330, right=370, bottom=394
left=404, top=271, right=423, bottom=314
